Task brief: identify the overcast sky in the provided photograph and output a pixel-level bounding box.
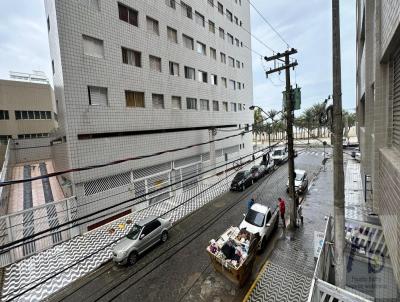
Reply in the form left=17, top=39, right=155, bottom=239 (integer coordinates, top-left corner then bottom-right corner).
left=0, top=0, right=356, bottom=112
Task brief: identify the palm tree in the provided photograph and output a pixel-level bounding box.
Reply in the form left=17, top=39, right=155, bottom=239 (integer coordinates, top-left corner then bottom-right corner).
left=253, top=108, right=263, bottom=144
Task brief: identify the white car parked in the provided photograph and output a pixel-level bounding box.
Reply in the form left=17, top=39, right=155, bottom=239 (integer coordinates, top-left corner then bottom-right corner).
left=239, top=203, right=278, bottom=250
left=271, top=146, right=288, bottom=165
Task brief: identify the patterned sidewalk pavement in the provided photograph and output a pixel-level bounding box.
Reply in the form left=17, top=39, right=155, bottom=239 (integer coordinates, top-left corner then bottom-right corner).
left=246, top=160, right=334, bottom=302
left=0, top=172, right=235, bottom=302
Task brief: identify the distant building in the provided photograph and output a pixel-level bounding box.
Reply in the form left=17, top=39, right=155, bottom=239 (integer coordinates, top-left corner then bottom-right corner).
left=0, top=72, right=58, bottom=144
left=356, top=0, right=400, bottom=286
left=44, top=0, right=254, bottom=232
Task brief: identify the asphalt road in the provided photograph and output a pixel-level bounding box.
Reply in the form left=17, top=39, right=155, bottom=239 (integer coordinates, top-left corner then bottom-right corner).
left=49, top=148, right=326, bottom=302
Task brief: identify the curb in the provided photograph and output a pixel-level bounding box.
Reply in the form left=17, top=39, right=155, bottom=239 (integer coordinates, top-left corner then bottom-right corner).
left=242, top=260, right=271, bottom=302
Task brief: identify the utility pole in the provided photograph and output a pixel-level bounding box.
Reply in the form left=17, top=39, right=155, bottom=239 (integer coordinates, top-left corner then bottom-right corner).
left=332, top=0, right=345, bottom=288
left=265, top=49, right=298, bottom=229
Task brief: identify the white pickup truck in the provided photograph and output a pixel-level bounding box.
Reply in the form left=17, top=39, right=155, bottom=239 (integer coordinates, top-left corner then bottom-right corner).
left=239, top=203, right=278, bottom=250
left=271, top=146, right=288, bottom=165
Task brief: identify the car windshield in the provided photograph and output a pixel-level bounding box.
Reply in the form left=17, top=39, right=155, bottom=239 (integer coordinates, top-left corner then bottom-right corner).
left=234, top=172, right=245, bottom=180
left=273, top=150, right=282, bottom=156
left=245, top=209, right=265, bottom=227
left=126, top=224, right=142, bottom=240
left=250, top=167, right=258, bottom=172
left=295, top=173, right=304, bottom=181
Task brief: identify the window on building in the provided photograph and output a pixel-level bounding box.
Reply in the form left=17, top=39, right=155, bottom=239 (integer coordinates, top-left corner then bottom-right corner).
left=182, top=34, right=194, bottom=50
left=167, top=26, right=178, bottom=43
left=217, top=2, right=223, bottom=14
left=82, top=35, right=104, bottom=58
left=152, top=94, right=164, bottom=109
left=14, top=110, right=52, bottom=120
left=221, top=77, right=227, bottom=88
left=234, top=16, right=238, bottom=25
left=222, top=101, right=228, bottom=111
left=197, top=41, right=206, bottom=55
left=81, top=0, right=100, bottom=10
left=0, top=135, right=12, bottom=144
left=198, top=70, right=207, bottom=83
left=146, top=16, right=159, bottom=35
left=211, top=74, right=218, bottom=85
left=47, top=16, right=50, bottom=31
left=149, top=55, right=162, bottom=72
left=165, top=0, right=176, bottom=9
left=212, top=100, right=219, bottom=111
left=210, top=47, right=216, bottom=60
left=0, top=110, right=9, bottom=120
left=88, top=86, right=108, bottom=106
left=122, top=47, right=141, bottom=67
left=118, top=3, right=138, bottom=27
left=181, top=1, right=192, bottom=19
left=236, top=60, right=240, bottom=68
left=237, top=82, right=241, bottom=90
left=226, top=9, right=233, bottom=22
left=220, top=52, right=226, bottom=63
left=229, top=79, right=236, bottom=90
left=186, top=98, right=197, bottom=110
left=230, top=102, right=237, bottom=112
left=228, top=56, right=235, bottom=67
left=242, top=62, right=244, bottom=68
left=227, top=33, right=234, bottom=44
left=219, top=27, right=225, bottom=39
left=51, top=60, right=55, bottom=74
left=195, top=11, right=205, bottom=27
left=184, top=66, right=195, bottom=80
left=207, top=0, right=214, bottom=7
left=125, top=91, right=145, bottom=107
left=169, top=61, right=179, bottom=76
left=235, top=38, right=239, bottom=47
left=238, top=103, right=242, bottom=111
left=200, top=99, right=210, bottom=111
left=240, top=20, right=243, bottom=26
left=171, top=96, right=182, bottom=109
left=209, top=20, right=215, bottom=33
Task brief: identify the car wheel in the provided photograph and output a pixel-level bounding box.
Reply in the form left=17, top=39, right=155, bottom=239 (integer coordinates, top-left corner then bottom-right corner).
left=128, top=251, right=138, bottom=266
left=161, top=231, right=168, bottom=243
left=261, top=237, right=267, bottom=250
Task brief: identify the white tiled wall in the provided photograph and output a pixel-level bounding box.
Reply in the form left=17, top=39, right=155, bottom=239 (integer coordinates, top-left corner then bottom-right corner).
left=45, top=0, right=254, bottom=228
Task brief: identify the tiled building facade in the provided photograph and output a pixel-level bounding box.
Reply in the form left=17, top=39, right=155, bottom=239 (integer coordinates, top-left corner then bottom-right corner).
left=45, top=0, right=253, bottom=232
left=356, top=0, right=400, bottom=286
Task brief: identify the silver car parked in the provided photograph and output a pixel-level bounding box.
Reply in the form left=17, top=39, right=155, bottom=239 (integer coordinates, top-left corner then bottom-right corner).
left=112, top=216, right=172, bottom=265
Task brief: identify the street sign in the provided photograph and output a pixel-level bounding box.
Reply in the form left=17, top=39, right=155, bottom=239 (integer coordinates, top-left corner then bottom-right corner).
left=314, top=231, right=325, bottom=258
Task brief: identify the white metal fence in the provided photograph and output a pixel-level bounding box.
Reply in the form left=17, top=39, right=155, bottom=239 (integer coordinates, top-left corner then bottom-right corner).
left=0, top=196, right=77, bottom=267
left=307, top=216, right=373, bottom=302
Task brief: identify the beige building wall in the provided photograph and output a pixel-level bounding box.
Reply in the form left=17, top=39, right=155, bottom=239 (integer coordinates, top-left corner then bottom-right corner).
left=356, top=0, right=400, bottom=286
left=0, top=79, right=57, bottom=140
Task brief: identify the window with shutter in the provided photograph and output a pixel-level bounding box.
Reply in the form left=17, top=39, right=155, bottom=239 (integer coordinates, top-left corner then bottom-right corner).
left=183, top=34, right=194, bottom=50
left=82, top=35, right=104, bottom=58
left=88, top=86, right=108, bottom=106
left=167, top=27, right=178, bottom=43
left=146, top=16, right=159, bottom=35
left=195, top=11, right=205, bottom=27
left=200, top=99, right=209, bottom=111
left=172, top=96, right=182, bottom=109
left=152, top=94, right=164, bottom=109
left=213, top=101, right=219, bottom=111
left=149, top=55, right=162, bottom=72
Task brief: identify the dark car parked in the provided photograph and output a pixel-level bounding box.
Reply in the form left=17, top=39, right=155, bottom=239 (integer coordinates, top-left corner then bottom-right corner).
left=230, top=170, right=253, bottom=191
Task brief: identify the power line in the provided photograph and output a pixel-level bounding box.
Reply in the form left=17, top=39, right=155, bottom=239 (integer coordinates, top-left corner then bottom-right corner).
left=246, top=0, right=290, bottom=49
left=0, top=141, right=282, bottom=253
left=3, top=147, right=280, bottom=301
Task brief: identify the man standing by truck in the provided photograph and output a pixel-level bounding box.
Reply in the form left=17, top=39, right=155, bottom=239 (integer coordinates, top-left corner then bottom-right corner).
left=278, top=197, right=286, bottom=228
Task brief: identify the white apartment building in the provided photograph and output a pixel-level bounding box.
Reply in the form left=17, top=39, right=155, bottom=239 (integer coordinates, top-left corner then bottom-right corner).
left=45, top=0, right=254, bottom=231
left=356, top=0, right=400, bottom=286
